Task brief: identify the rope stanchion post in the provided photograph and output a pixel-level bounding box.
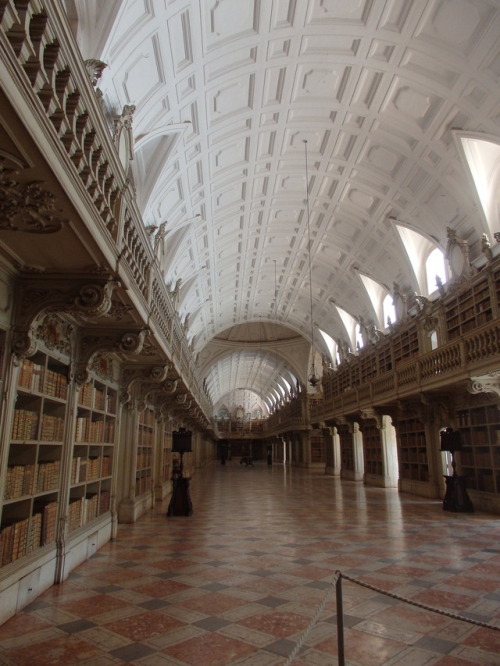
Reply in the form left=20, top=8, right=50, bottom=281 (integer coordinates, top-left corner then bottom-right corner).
left=336, top=572, right=345, bottom=666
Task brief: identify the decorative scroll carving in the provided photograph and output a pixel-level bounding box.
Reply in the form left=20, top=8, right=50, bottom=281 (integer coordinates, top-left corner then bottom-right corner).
left=120, top=364, right=172, bottom=403
left=74, top=281, right=121, bottom=318
left=468, top=372, right=500, bottom=398
left=0, top=161, right=67, bottom=233
left=118, top=329, right=149, bottom=354
left=164, top=379, right=179, bottom=394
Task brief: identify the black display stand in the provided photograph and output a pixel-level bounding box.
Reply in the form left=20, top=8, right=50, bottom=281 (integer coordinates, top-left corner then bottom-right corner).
left=440, top=428, right=474, bottom=513
left=167, top=428, right=193, bottom=517
left=167, top=475, right=193, bottom=516
left=443, top=474, right=474, bottom=513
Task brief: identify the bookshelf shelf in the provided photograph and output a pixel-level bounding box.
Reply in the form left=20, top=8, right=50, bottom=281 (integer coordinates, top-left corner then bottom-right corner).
left=445, top=277, right=493, bottom=341
left=1, top=352, right=68, bottom=566
left=135, top=406, right=154, bottom=497
left=67, top=379, right=117, bottom=532
left=362, top=422, right=383, bottom=476
left=338, top=424, right=354, bottom=472
left=397, top=417, right=429, bottom=483
left=456, top=401, right=500, bottom=494
left=392, top=324, right=419, bottom=365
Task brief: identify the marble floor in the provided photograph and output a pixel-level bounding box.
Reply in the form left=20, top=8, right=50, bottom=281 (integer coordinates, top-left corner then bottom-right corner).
left=0, top=462, right=500, bottom=665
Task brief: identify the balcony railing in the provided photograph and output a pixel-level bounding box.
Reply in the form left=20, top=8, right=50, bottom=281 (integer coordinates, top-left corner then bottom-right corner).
left=0, top=0, right=211, bottom=418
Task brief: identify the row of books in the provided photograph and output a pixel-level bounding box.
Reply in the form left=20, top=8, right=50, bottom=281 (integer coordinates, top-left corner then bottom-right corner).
left=18, top=360, right=67, bottom=399
left=78, top=383, right=116, bottom=412
left=135, top=475, right=153, bottom=495
left=11, top=410, right=65, bottom=441
left=11, top=409, right=38, bottom=439
left=138, top=430, right=154, bottom=446
left=40, top=414, right=65, bottom=441
left=139, top=410, right=155, bottom=427
left=4, top=460, right=61, bottom=499
left=71, top=455, right=111, bottom=484
left=75, top=417, right=115, bottom=443
left=67, top=491, right=109, bottom=531
left=136, top=452, right=152, bottom=469
left=0, top=501, right=57, bottom=567
left=43, top=369, right=68, bottom=399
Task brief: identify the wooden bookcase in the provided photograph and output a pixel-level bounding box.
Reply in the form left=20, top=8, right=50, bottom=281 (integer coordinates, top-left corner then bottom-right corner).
left=161, top=420, right=172, bottom=484
left=68, top=379, right=117, bottom=532
left=392, top=325, right=419, bottom=365
left=444, top=278, right=493, bottom=341
left=136, top=406, right=154, bottom=497
left=456, top=401, right=500, bottom=494
left=310, top=434, right=325, bottom=464
left=359, top=354, right=377, bottom=383
left=377, top=342, right=392, bottom=374
left=338, top=424, right=354, bottom=472
left=397, top=417, right=429, bottom=482
left=362, top=421, right=383, bottom=476
left=1, top=352, right=68, bottom=566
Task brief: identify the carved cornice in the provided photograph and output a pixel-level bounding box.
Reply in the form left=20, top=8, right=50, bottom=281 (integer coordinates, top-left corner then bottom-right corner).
left=360, top=408, right=382, bottom=429
left=12, top=279, right=121, bottom=357
left=73, top=332, right=152, bottom=384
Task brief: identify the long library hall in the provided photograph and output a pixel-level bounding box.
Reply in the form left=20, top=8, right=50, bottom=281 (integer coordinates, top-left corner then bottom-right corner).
left=1, top=1, right=500, bottom=663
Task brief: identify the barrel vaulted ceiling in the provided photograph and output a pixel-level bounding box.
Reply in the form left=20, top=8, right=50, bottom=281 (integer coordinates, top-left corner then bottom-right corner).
left=71, top=0, right=500, bottom=413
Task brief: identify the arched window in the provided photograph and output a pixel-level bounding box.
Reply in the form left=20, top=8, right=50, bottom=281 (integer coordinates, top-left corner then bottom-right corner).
left=457, top=134, right=500, bottom=238
left=383, top=293, right=396, bottom=328
left=426, top=248, right=447, bottom=294
left=355, top=323, right=364, bottom=350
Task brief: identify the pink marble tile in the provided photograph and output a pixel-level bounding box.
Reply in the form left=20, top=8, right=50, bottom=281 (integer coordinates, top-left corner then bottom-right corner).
left=464, top=626, right=500, bottom=653
left=237, top=611, right=309, bottom=638
left=324, top=629, right=407, bottom=665
left=103, top=610, right=185, bottom=641
left=130, top=579, right=190, bottom=597
left=163, top=632, right=255, bottom=665
left=0, top=612, right=52, bottom=639
left=6, top=635, right=102, bottom=665
left=178, top=591, right=249, bottom=614
left=60, top=593, right=130, bottom=617
left=410, top=588, right=478, bottom=611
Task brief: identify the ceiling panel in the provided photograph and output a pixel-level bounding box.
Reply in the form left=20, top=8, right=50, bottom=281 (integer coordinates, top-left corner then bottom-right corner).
left=73, top=0, right=500, bottom=412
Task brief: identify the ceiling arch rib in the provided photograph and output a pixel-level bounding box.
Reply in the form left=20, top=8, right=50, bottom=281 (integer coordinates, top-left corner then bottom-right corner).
left=73, top=0, right=500, bottom=412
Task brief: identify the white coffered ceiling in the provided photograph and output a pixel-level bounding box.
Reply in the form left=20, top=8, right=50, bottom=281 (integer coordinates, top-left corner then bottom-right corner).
left=71, top=0, right=500, bottom=414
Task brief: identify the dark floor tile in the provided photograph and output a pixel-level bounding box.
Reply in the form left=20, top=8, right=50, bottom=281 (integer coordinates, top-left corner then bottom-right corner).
left=193, top=616, right=232, bottom=631
left=264, top=638, right=297, bottom=657
left=110, top=643, right=156, bottom=662
left=58, top=619, right=97, bottom=634
left=138, top=599, right=171, bottom=610
left=413, top=636, right=457, bottom=653
left=257, top=596, right=288, bottom=607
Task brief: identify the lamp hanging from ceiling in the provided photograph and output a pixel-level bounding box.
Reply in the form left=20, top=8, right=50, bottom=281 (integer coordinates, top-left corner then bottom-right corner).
left=304, top=139, right=319, bottom=388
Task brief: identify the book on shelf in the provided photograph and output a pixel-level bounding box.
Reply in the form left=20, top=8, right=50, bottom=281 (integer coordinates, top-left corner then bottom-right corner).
left=19, top=359, right=44, bottom=392
left=99, top=490, right=111, bottom=513
left=41, top=501, right=58, bottom=545
left=11, top=409, right=39, bottom=439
